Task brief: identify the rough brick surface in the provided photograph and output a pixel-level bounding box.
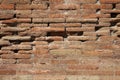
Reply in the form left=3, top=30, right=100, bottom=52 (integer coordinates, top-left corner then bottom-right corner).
left=0, top=0, right=120, bottom=80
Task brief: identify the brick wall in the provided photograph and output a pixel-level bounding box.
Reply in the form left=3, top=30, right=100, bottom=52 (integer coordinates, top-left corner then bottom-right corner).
left=0, top=0, right=120, bottom=80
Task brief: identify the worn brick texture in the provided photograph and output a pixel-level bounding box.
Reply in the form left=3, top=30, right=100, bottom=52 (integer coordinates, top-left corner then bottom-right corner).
left=0, top=0, right=120, bottom=80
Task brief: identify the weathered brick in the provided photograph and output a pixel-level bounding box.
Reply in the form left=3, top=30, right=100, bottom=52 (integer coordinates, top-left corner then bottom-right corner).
left=0, top=10, right=14, bottom=19
left=1, top=27, right=27, bottom=32
left=31, top=10, right=48, bottom=18
left=1, top=45, right=32, bottom=50
left=64, top=0, right=97, bottom=4
left=2, top=0, right=31, bottom=4
left=33, top=18, right=65, bottom=23
left=1, top=54, right=31, bottom=59
left=0, top=59, right=16, bottom=64
left=16, top=10, right=31, bottom=18
left=82, top=4, right=112, bottom=9
left=0, top=69, right=16, bottom=75
left=65, top=23, right=82, bottom=27
left=116, top=4, right=120, bottom=9
left=18, top=59, right=33, bottom=64
left=68, top=36, right=90, bottom=41
left=13, top=75, right=33, bottom=80
left=16, top=4, right=47, bottom=10
left=68, top=64, right=98, bottom=70
left=0, top=50, right=14, bottom=54
left=2, top=36, right=31, bottom=41
left=66, top=18, right=97, bottom=23
left=0, top=4, right=14, bottom=10
left=50, top=0, right=64, bottom=3
left=32, top=41, right=48, bottom=45
left=100, top=0, right=120, bottom=4
left=0, top=40, right=10, bottom=46
left=50, top=49, right=82, bottom=55
left=53, top=4, right=80, bottom=10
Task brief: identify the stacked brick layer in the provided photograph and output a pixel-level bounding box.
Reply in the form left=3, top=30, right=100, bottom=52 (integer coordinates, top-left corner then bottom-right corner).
left=0, top=0, right=120, bottom=80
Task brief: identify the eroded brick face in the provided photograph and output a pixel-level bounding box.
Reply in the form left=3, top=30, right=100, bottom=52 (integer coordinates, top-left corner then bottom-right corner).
left=0, top=0, right=120, bottom=80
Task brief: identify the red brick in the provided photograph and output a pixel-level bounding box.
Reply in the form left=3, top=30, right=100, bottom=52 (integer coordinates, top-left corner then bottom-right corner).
left=18, top=59, right=33, bottom=64
left=49, top=23, right=65, bottom=27
left=18, top=50, right=32, bottom=54
left=16, top=10, right=31, bottom=18
left=0, top=69, right=16, bottom=75
left=116, top=4, right=120, bottom=9
left=1, top=59, right=16, bottom=64
left=28, top=27, right=65, bottom=32
left=46, top=36, right=64, bottom=41
left=1, top=19, right=16, bottom=24
left=33, top=18, right=65, bottom=23
left=0, top=40, right=10, bottom=46
left=82, top=4, right=112, bottom=9
left=32, top=41, right=48, bottom=45
left=1, top=45, right=32, bottom=50
left=65, top=23, right=82, bottom=27
left=68, top=65, right=98, bottom=70
left=100, top=0, right=120, bottom=4
left=1, top=54, right=31, bottom=59
left=2, top=0, right=31, bottom=4
left=54, top=4, right=80, bottom=10
left=16, top=18, right=31, bottom=23
left=65, top=0, right=97, bottom=4
left=16, top=4, right=47, bottom=10
left=83, top=14, right=111, bottom=18
left=48, top=13, right=65, bottom=18
left=32, top=10, right=48, bottom=18
left=66, top=28, right=83, bottom=32
left=0, top=51, right=14, bottom=54
left=0, top=10, right=14, bottom=19
left=0, top=4, right=14, bottom=10
left=50, top=0, right=64, bottom=3
left=34, top=49, right=49, bottom=56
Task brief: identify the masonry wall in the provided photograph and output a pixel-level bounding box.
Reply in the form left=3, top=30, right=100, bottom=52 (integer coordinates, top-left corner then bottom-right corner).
left=0, top=0, right=120, bottom=80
